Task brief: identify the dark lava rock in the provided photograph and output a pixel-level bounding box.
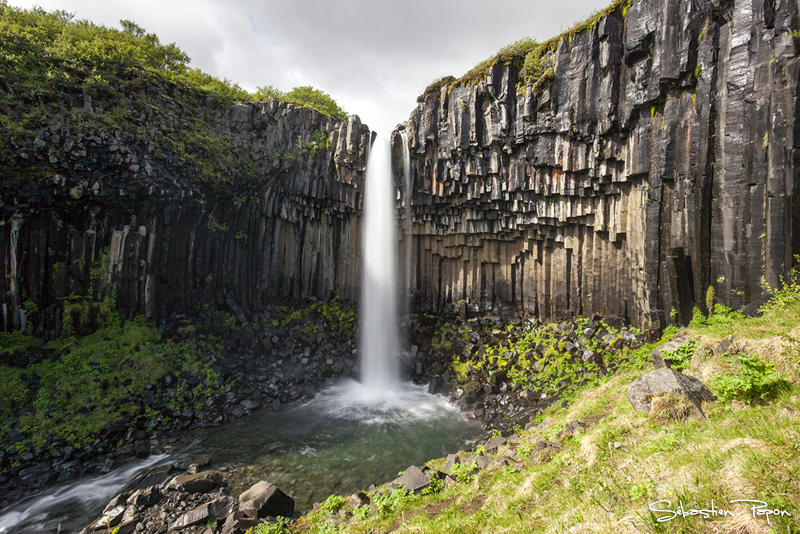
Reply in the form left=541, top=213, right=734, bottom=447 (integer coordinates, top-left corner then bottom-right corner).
left=166, top=470, right=222, bottom=493
left=238, top=480, right=295, bottom=519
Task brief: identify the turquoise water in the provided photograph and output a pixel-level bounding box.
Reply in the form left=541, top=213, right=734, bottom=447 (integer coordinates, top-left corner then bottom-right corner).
left=193, top=381, right=480, bottom=511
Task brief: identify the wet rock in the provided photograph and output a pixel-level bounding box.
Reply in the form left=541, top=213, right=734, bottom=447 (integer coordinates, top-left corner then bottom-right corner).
left=127, top=485, right=161, bottom=508
left=87, top=505, right=125, bottom=531
left=238, top=480, right=295, bottom=519
left=125, top=465, right=172, bottom=492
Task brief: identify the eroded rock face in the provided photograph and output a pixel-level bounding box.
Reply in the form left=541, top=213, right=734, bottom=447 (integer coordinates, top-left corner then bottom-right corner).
left=398, top=0, right=800, bottom=330
left=0, top=97, right=370, bottom=334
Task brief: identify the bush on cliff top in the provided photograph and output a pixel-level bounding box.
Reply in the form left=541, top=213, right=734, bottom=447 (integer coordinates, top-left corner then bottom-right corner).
left=420, top=0, right=630, bottom=97
left=0, top=2, right=347, bottom=117
left=256, top=85, right=348, bottom=122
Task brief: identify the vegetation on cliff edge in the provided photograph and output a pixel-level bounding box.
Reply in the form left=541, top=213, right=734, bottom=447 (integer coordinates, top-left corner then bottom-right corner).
left=0, top=2, right=347, bottom=183
left=418, top=0, right=630, bottom=99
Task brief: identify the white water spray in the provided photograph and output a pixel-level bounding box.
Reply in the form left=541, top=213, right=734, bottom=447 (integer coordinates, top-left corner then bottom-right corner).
left=359, top=134, right=400, bottom=394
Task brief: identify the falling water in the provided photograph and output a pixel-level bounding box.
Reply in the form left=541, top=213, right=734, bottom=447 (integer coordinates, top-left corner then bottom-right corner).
left=399, top=131, right=413, bottom=323
left=358, top=134, right=400, bottom=394
left=310, top=132, right=470, bottom=420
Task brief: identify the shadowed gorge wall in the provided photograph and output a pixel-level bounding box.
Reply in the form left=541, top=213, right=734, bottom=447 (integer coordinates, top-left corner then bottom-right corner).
left=0, top=85, right=371, bottom=333
left=398, top=0, right=800, bottom=330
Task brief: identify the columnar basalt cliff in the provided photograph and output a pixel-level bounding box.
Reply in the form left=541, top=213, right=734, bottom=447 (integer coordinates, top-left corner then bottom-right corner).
left=398, top=0, right=800, bottom=330
left=0, top=82, right=371, bottom=334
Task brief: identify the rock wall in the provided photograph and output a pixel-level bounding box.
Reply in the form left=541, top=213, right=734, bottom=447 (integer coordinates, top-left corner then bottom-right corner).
left=399, top=0, right=800, bottom=329
left=0, top=92, right=371, bottom=334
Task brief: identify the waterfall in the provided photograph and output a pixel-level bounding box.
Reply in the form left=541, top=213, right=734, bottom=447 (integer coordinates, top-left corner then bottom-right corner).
left=359, top=134, right=400, bottom=393
left=8, top=216, right=23, bottom=330
left=322, top=132, right=460, bottom=416
left=400, top=131, right=412, bottom=323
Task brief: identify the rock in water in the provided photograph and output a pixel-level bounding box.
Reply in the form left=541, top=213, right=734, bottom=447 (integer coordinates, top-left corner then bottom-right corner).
left=238, top=480, right=295, bottom=519
left=627, top=368, right=716, bottom=420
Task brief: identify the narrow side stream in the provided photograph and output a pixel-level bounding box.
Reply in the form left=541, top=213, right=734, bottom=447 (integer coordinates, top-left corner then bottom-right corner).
left=0, top=454, right=168, bottom=534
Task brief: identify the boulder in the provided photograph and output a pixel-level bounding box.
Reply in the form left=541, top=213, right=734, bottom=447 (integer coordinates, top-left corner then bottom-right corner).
left=210, top=496, right=235, bottom=519
left=221, top=511, right=261, bottom=534
left=87, top=505, right=125, bottom=531
left=535, top=440, right=564, bottom=451
left=127, top=485, right=161, bottom=508
left=713, top=336, right=734, bottom=355
left=348, top=491, right=370, bottom=509
left=166, top=470, right=222, bottom=493
left=627, top=368, right=716, bottom=420
left=391, top=466, right=430, bottom=493
left=484, top=436, right=506, bottom=452
left=124, top=465, right=172, bottom=492
left=238, top=480, right=294, bottom=519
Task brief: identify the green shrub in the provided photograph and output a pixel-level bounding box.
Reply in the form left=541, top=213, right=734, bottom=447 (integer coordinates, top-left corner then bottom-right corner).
left=246, top=517, right=291, bottom=534
left=255, top=85, right=348, bottom=121
left=709, top=353, right=789, bottom=403
left=319, top=495, right=346, bottom=514
left=661, top=341, right=698, bottom=371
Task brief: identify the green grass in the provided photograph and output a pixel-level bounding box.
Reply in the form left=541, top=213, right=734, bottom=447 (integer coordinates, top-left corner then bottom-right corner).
left=0, top=315, right=222, bottom=452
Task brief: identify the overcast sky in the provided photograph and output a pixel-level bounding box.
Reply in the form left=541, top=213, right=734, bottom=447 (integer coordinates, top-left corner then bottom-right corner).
left=9, top=0, right=610, bottom=133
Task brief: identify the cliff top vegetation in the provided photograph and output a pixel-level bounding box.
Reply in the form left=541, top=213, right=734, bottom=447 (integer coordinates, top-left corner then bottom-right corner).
left=417, top=0, right=630, bottom=101
left=0, top=1, right=347, bottom=120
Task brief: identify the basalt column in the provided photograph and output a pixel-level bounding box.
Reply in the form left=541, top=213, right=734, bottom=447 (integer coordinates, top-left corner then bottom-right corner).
left=399, top=0, right=800, bottom=330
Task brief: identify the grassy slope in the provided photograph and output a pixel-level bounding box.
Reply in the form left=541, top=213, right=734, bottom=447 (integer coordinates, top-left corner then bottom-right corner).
left=291, top=281, right=800, bottom=534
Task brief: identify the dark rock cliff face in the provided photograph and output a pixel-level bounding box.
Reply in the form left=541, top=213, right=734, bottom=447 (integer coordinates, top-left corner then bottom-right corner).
left=0, top=94, right=371, bottom=334
left=399, top=0, right=800, bottom=329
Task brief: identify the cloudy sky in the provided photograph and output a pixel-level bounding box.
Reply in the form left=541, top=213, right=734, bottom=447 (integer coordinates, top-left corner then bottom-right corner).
left=9, top=0, right=609, bottom=133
